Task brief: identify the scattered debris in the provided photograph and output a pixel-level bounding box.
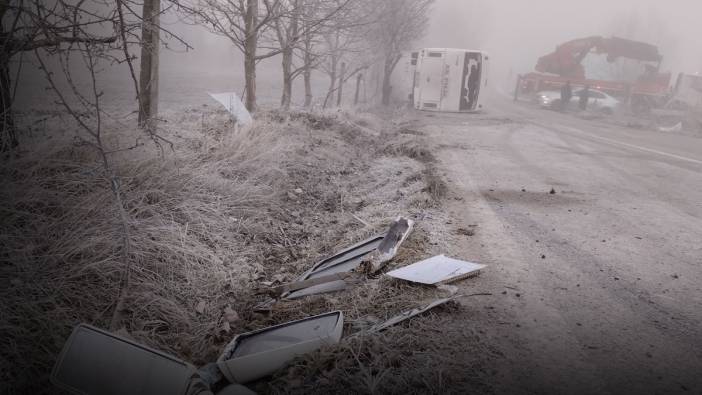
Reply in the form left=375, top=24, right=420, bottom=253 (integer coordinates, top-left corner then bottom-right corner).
left=51, top=324, right=208, bottom=395
left=386, top=254, right=486, bottom=285
left=368, top=298, right=454, bottom=332
left=658, top=122, right=682, bottom=132
left=456, top=227, right=475, bottom=236
left=217, top=311, right=344, bottom=384
left=208, top=92, right=253, bottom=126
left=275, top=216, right=414, bottom=300
left=272, top=272, right=352, bottom=298
left=53, top=212, right=487, bottom=392
left=363, top=216, right=415, bottom=273
left=283, top=234, right=384, bottom=300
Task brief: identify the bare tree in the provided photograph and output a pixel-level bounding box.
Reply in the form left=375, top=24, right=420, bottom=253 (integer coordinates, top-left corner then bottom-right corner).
left=138, top=0, right=161, bottom=127
left=186, top=0, right=286, bottom=112
left=265, top=0, right=300, bottom=109
left=314, top=0, right=373, bottom=108
left=16, top=0, right=183, bottom=328
left=0, top=0, right=119, bottom=152
left=265, top=0, right=352, bottom=109
left=370, top=0, right=433, bottom=105
left=34, top=38, right=141, bottom=329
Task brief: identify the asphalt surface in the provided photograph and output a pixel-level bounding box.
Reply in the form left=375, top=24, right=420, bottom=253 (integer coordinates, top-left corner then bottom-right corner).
left=420, top=96, right=702, bottom=395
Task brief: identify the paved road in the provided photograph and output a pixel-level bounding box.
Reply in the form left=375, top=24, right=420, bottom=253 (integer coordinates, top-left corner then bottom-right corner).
left=420, top=97, right=702, bottom=394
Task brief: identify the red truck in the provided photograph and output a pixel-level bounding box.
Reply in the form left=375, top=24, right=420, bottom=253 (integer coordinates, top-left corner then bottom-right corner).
left=516, top=36, right=671, bottom=113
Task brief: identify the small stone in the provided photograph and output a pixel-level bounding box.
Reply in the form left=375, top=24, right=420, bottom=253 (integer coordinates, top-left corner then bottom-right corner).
left=549, top=188, right=556, bottom=194
left=541, top=255, right=546, bottom=259
left=293, top=188, right=303, bottom=194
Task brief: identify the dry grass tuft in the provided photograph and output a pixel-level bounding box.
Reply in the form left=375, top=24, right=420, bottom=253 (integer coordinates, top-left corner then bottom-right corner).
left=1, top=106, right=456, bottom=394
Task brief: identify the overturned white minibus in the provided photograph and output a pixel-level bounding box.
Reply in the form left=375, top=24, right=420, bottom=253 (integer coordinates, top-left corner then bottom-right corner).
left=413, top=48, right=489, bottom=112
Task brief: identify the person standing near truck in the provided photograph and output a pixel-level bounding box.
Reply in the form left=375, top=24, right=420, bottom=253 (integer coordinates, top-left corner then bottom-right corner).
left=579, top=85, right=590, bottom=110
left=560, top=81, right=572, bottom=111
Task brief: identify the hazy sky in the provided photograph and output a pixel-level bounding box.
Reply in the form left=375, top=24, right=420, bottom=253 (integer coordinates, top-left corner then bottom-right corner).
left=423, top=0, right=702, bottom=81
left=24, top=0, right=701, bottom=109
left=160, top=0, right=702, bottom=87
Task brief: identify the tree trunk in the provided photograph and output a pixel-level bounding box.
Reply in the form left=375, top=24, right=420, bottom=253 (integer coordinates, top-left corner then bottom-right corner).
left=303, top=64, right=312, bottom=107
left=281, top=48, right=293, bottom=109
left=302, top=34, right=313, bottom=107
left=354, top=73, right=362, bottom=105
left=0, top=55, right=17, bottom=152
left=1, top=1, right=18, bottom=151
left=138, top=0, right=160, bottom=128
left=336, top=62, right=346, bottom=107
left=381, top=66, right=392, bottom=105
left=244, top=0, right=258, bottom=112
left=381, top=56, right=398, bottom=106
left=323, top=56, right=337, bottom=109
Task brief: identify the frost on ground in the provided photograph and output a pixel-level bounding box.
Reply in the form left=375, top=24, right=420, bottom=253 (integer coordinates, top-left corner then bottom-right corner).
left=0, top=106, right=491, bottom=394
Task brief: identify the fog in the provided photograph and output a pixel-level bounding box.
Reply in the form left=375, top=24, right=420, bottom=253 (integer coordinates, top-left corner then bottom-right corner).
left=18, top=0, right=702, bottom=110
left=153, top=0, right=702, bottom=103
left=423, top=0, right=702, bottom=90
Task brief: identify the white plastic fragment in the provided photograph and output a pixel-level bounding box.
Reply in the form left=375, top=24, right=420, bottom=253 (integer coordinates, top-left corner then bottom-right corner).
left=658, top=122, right=682, bottom=132
left=208, top=92, right=253, bottom=126
left=368, top=298, right=454, bottom=332
left=386, top=254, right=485, bottom=285
left=51, top=324, right=207, bottom=395
left=217, top=311, right=344, bottom=383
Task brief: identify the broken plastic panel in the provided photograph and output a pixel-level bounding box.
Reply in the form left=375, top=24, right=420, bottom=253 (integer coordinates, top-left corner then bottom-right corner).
left=51, top=324, right=209, bottom=395
left=284, top=279, right=347, bottom=300
left=369, top=216, right=414, bottom=273
left=284, top=235, right=383, bottom=299
left=208, top=92, right=253, bottom=126
left=305, top=235, right=384, bottom=275
left=386, top=254, right=486, bottom=285
left=369, top=298, right=453, bottom=332
left=217, top=311, right=344, bottom=384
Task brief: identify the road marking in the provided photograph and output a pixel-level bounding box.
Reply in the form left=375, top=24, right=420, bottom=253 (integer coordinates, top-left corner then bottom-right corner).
left=493, top=98, right=702, bottom=166
left=558, top=125, right=702, bottom=166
